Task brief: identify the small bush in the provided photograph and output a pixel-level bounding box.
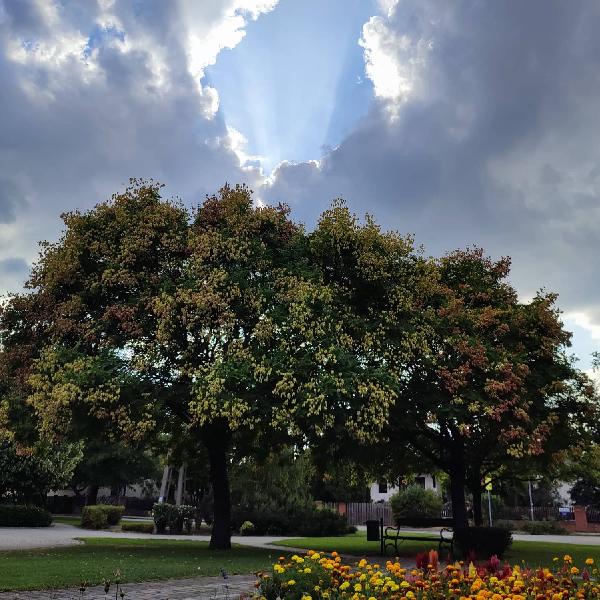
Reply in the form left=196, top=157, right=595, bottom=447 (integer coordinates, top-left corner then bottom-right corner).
left=152, top=503, right=197, bottom=534
left=240, top=520, right=255, bottom=535
left=121, top=521, right=154, bottom=533
left=522, top=520, right=568, bottom=535
left=81, top=504, right=124, bottom=529
left=152, top=502, right=170, bottom=533
left=454, top=526, right=513, bottom=559
left=0, top=504, right=52, bottom=527
left=390, top=485, right=443, bottom=523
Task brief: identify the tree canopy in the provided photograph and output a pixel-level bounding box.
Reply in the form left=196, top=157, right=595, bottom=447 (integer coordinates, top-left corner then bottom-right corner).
left=0, top=180, right=596, bottom=543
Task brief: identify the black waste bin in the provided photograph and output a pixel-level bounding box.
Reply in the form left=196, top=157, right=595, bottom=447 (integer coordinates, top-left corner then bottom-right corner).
left=366, top=519, right=380, bottom=541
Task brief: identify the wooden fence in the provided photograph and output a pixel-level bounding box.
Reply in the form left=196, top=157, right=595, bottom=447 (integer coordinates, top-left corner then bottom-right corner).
left=346, top=502, right=394, bottom=526
left=321, top=502, right=576, bottom=526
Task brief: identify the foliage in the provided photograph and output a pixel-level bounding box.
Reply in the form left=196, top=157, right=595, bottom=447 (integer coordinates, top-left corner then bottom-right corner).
left=310, top=459, right=371, bottom=502
left=258, top=551, right=599, bottom=600
left=240, top=520, right=255, bottom=535
left=453, top=526, right=513, bottom=558
left=8, top=182, right=398, bottom=550
left=0, top=504, right=52, bottom=527
left=390, top=485, right=443, bottom=522
left=231, top=504, right=354, bottom=536
left=71, top=441, right=160, bottom=497
left=151, top=502, right=196, bottom=534
left=570, top=478, right=600, bottom=507
left=0, top=437, right=81, bottom=505
left=377, top=248, right=598, bottom=526
left=521, top=520, right=568, bottom=535
left=81, top=504, right=124, bottom=529
left=231, top=448, right=314, bottom=514
left=121, top=521, right=154, bottom=533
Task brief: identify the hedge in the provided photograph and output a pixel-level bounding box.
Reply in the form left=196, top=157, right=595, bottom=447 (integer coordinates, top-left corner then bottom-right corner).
left=0, top=504, right=52, bottom=527
left=81, top=504, right=124, bottom=529
left=121, top=521, right=154, bottom=533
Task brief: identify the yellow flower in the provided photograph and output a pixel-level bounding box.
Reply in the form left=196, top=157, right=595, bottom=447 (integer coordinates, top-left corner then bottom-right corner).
left=563, top=555, right=573, bottom=563
left=353, top=583, right=362, bottom=592
left=571, top=567, right=580, bottom=575
left=304, top=568, right=312, bottom=574
left=586, top=558, right=595, bottom=566
left=340, top=581, right=350, bottom=591
left=287, top=580, right=296, bottom=586
left=301, top=595, right=312, bottom=600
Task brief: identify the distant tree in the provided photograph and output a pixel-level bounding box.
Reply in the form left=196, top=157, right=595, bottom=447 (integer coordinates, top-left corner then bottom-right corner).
left=0, top=437, right=81, bottom=505
left=570, top=479, right=600, bottom=507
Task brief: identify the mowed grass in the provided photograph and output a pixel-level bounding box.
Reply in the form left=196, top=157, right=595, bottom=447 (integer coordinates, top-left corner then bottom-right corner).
left=52, top=516, right=152, bottom=528
left=0, top=538, right=283, bottom=591
left=275, top=531, right=600, bottom=566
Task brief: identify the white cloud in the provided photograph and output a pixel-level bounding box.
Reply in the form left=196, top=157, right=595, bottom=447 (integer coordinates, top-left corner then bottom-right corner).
left=567, top=313, right=600, bottom=342
left=359, top=14, right=430, bottom=113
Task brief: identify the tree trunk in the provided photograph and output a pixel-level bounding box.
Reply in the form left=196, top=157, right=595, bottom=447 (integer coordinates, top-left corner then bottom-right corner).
left=472, top=483, right=483, bottom=527
left=86, top=484, right=99, bottom=505
left=202, top=423, right=232, bottom=550
left=448, top=448, right=469, bottom=529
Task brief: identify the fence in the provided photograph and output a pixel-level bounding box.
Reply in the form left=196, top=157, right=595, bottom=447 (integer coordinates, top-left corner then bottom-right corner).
left=330, top=502, right=575, bottom=526
left=342, top=502, right=395, bottom=526
left=587, top=508, right=600, bottom=523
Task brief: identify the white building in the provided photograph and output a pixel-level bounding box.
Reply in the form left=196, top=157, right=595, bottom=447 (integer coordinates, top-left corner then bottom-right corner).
left=370, top=474, right=438, bottom=502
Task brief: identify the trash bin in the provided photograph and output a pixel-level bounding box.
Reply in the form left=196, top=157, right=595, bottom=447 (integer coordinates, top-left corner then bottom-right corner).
left=366, top=519, right=380, bottom=541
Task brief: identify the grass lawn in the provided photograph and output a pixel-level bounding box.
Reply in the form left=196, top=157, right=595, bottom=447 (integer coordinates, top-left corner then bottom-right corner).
left=0, top=538, right=282, bottom=591
left=275, top=531, right=600, bottom=566
left=51, top=516, right=213, bottom=534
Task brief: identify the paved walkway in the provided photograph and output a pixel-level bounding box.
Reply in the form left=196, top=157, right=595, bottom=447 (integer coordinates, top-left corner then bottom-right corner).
left=3, top=523, right=600, bottom=552
left=0, top=523, right=298, bottom=552
left=0, top=574, right=255, bottom=600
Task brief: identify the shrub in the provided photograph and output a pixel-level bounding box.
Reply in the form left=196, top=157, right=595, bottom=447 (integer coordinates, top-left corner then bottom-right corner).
left=453, top=526, right=513, bottom=558
left=169, top=505, right=196, bottom=534
left=152, top=503, right=197, bottom=534
left=231, top=505, right=354, bottom=536
left=522, top=520, right=568, bottom=535
left=390, top=485, right=443, bottom=523
left=240, top=520, right=255, bottom=535
left=152, top=502, right=170, bottom=533
left=81, top=504, right=124, bottom=529
left=0, top=504, right=52, bottom=527
left=121, top=521, right=154, bottom=533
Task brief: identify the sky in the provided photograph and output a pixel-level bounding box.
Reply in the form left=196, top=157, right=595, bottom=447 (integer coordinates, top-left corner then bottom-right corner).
left=1, top=0, right=600, bottom=374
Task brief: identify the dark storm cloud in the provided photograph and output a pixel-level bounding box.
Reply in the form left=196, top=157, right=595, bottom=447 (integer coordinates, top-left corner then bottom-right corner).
left=0, top=0, right=263, bottom=280
left=263, top=1, right=600, bottom=323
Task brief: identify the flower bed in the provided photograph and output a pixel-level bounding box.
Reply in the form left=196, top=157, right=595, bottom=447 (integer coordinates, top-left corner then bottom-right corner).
left=257, top=550, right=600, bottom=600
